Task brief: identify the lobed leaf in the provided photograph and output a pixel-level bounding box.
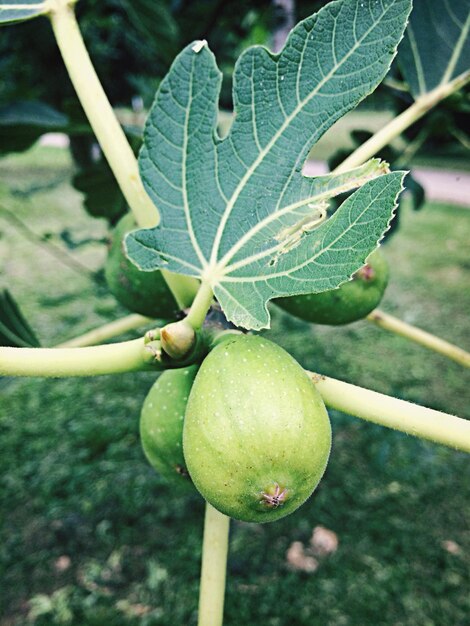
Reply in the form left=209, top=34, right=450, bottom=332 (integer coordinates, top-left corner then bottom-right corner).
left=127, top=0, right=412, bottom=329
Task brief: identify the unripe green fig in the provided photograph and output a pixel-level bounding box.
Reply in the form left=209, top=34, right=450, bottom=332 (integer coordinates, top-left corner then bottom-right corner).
left=183, top=335, right=331, bottom=523
left=140, top=365, right=198, bottom=490
left=276, top=248, right=389, bottom=325
left=105, top=213, right=177, bottom=318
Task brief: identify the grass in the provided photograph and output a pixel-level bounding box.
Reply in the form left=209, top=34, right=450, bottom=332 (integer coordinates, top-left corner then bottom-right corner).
left=0, top=146, right=469, bottom=626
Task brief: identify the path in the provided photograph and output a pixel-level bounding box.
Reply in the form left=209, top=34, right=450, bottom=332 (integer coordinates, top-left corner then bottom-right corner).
left=40, top=133, right=470, bottom=207
left=304, top=160, right=470, bottom=208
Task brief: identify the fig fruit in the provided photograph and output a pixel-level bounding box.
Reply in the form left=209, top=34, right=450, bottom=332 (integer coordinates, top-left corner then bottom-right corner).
left=183, top=335, right=331, bottom=522
left=276, top=248, right=389, bottom=325
left=105, top=213, right=177, bottom=318
left=140, top=365, right=198, bottom=490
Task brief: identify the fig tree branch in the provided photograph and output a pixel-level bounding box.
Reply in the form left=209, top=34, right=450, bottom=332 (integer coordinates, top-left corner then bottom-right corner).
left=1, top=342, right=468, bottom=452
left=197, top=503, right=230, bottom=626
left=334, top=70, right=470, bottom=173
left=55, top=314, right=153, bottom=348
left=47, top=0, right=198, bottom=309
left=310, top=372, right=470, bottom=453
left=0, top=339, right=154, bottom=377
left=367, top=310, right=470, bottom=368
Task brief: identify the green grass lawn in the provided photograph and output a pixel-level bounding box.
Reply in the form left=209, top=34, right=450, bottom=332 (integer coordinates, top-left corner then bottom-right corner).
left=0, top=146, right=469, bottom=625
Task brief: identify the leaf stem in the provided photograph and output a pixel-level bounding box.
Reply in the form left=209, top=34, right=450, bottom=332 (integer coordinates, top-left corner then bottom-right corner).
left=0, top=339, right=153, bottom=377
left=185, top=283, right=214, bottom=331
left=55, top=314, right=153, bottom=348
left=47, top=0, right=199, bottom=310
left=334, top=70, right=470, bottom=173
left=310, top=372, right=470, bottom=453
left=367, top=309, right=470, bottom=368
left=198, top=502, right=230, bottom=626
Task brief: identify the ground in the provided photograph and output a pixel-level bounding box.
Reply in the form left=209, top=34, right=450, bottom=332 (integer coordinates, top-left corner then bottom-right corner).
left=0, top=144, right=469, bottom=625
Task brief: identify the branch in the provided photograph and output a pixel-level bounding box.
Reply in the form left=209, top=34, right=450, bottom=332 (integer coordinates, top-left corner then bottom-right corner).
left=197, top=503, right=230, bottom=626
left=48, top=0, right=199, bottom=309
left=0, top=339, right=153, bottom=377
left=334, top=70, right=470, bottom=173
left=367, top=310, right=470, bottom=368
left=55, top=314, right=153, bottom=348
left=310, top=372, right=470, bottom=453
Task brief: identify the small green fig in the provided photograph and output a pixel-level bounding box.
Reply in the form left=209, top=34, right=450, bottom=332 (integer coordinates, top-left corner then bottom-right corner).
left=140, top=365, right=198, bottom=490
left=183, top=335, right=331, bottom=522
left=105, top=213, right=177, bottom=318
left=276, top=248, right=389, bottom=325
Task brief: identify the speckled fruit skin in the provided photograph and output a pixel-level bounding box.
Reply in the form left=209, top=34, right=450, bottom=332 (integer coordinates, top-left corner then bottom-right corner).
left=183, top=335, right=331, bottom=523
left=105, top=213, right=177, bottom=318
left=140, top=365, right=198, bottom=491
left=276, top=249, right=389, bottom=325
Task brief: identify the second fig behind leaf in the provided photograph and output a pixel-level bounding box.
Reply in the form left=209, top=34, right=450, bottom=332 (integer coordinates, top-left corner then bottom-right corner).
left=276, top=249, right=389, bottom=325
left=105, top=213, right=178, bottom=318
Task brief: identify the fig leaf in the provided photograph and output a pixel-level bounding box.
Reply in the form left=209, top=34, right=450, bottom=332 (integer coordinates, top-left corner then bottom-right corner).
left=127, top=0, right=411, bottom=329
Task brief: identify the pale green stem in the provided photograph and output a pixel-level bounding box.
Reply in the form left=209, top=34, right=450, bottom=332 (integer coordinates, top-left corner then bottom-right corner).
left=49, top=0, right=157, bottom=228
left=367, top=309, right=470, bottom=368
left=334, top=71, right=470, bottom=173
left=1, top=342, right=469, bottom=451
left=185, top=282, right=214, bottom=330
left=48, top=0, right=199, bottom=310
left=161, top=271, right=200, bottom=310
left=55, top=314, right=153, bottom=348
left=198, top=503, right=230, bottom=626
left=0, top=339, right=152, bottom=377
left=310, top=372, right=470, bottom=453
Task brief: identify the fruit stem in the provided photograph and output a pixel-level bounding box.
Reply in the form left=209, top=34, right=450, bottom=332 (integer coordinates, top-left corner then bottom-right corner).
left=54, top=314, right=153, bottom=348
left=185, top=282, right=214, bottom=331
left=333, top=70, right=470, bottom=173
left=367, top=309, right=470, bottom=368
left=310, top=372, right=470, bottom=453
left=198, top=503, right=230, bottom=626
left=48, top=0, right=199, bottom=310
left=0, top=339, right=155, bottom=377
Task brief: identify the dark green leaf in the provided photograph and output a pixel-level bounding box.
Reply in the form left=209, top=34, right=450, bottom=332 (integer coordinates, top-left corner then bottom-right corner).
left=0, top=289, right=40, bottom=347
left=398, top=0, right=470, bottom=98
left=72, top=161, right=127, bottom=224
left=0, top=101, right=68, bottom=154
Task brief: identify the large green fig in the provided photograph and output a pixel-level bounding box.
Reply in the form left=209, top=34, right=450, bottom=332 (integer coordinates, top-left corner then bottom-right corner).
left=183, top=335, right=331, bottom=522
left=276, top=248, right=389, bottom=325
left=140, top=365, right=198, bottom=491
left=105, top=213, right=177, bottom=318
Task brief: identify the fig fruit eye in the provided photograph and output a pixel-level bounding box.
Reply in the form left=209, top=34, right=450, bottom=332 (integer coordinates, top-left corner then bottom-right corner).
left=183, top=334, right=331, bottom=523
left=140, top=365, right=199, bottom=491
left=275, top=249, right=389, bottom=325
left=105, top=213, right=178, bottom=318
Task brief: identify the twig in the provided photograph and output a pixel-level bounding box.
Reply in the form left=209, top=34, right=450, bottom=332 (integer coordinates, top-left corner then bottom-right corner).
left=367, top=309, right=470, bottom=368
